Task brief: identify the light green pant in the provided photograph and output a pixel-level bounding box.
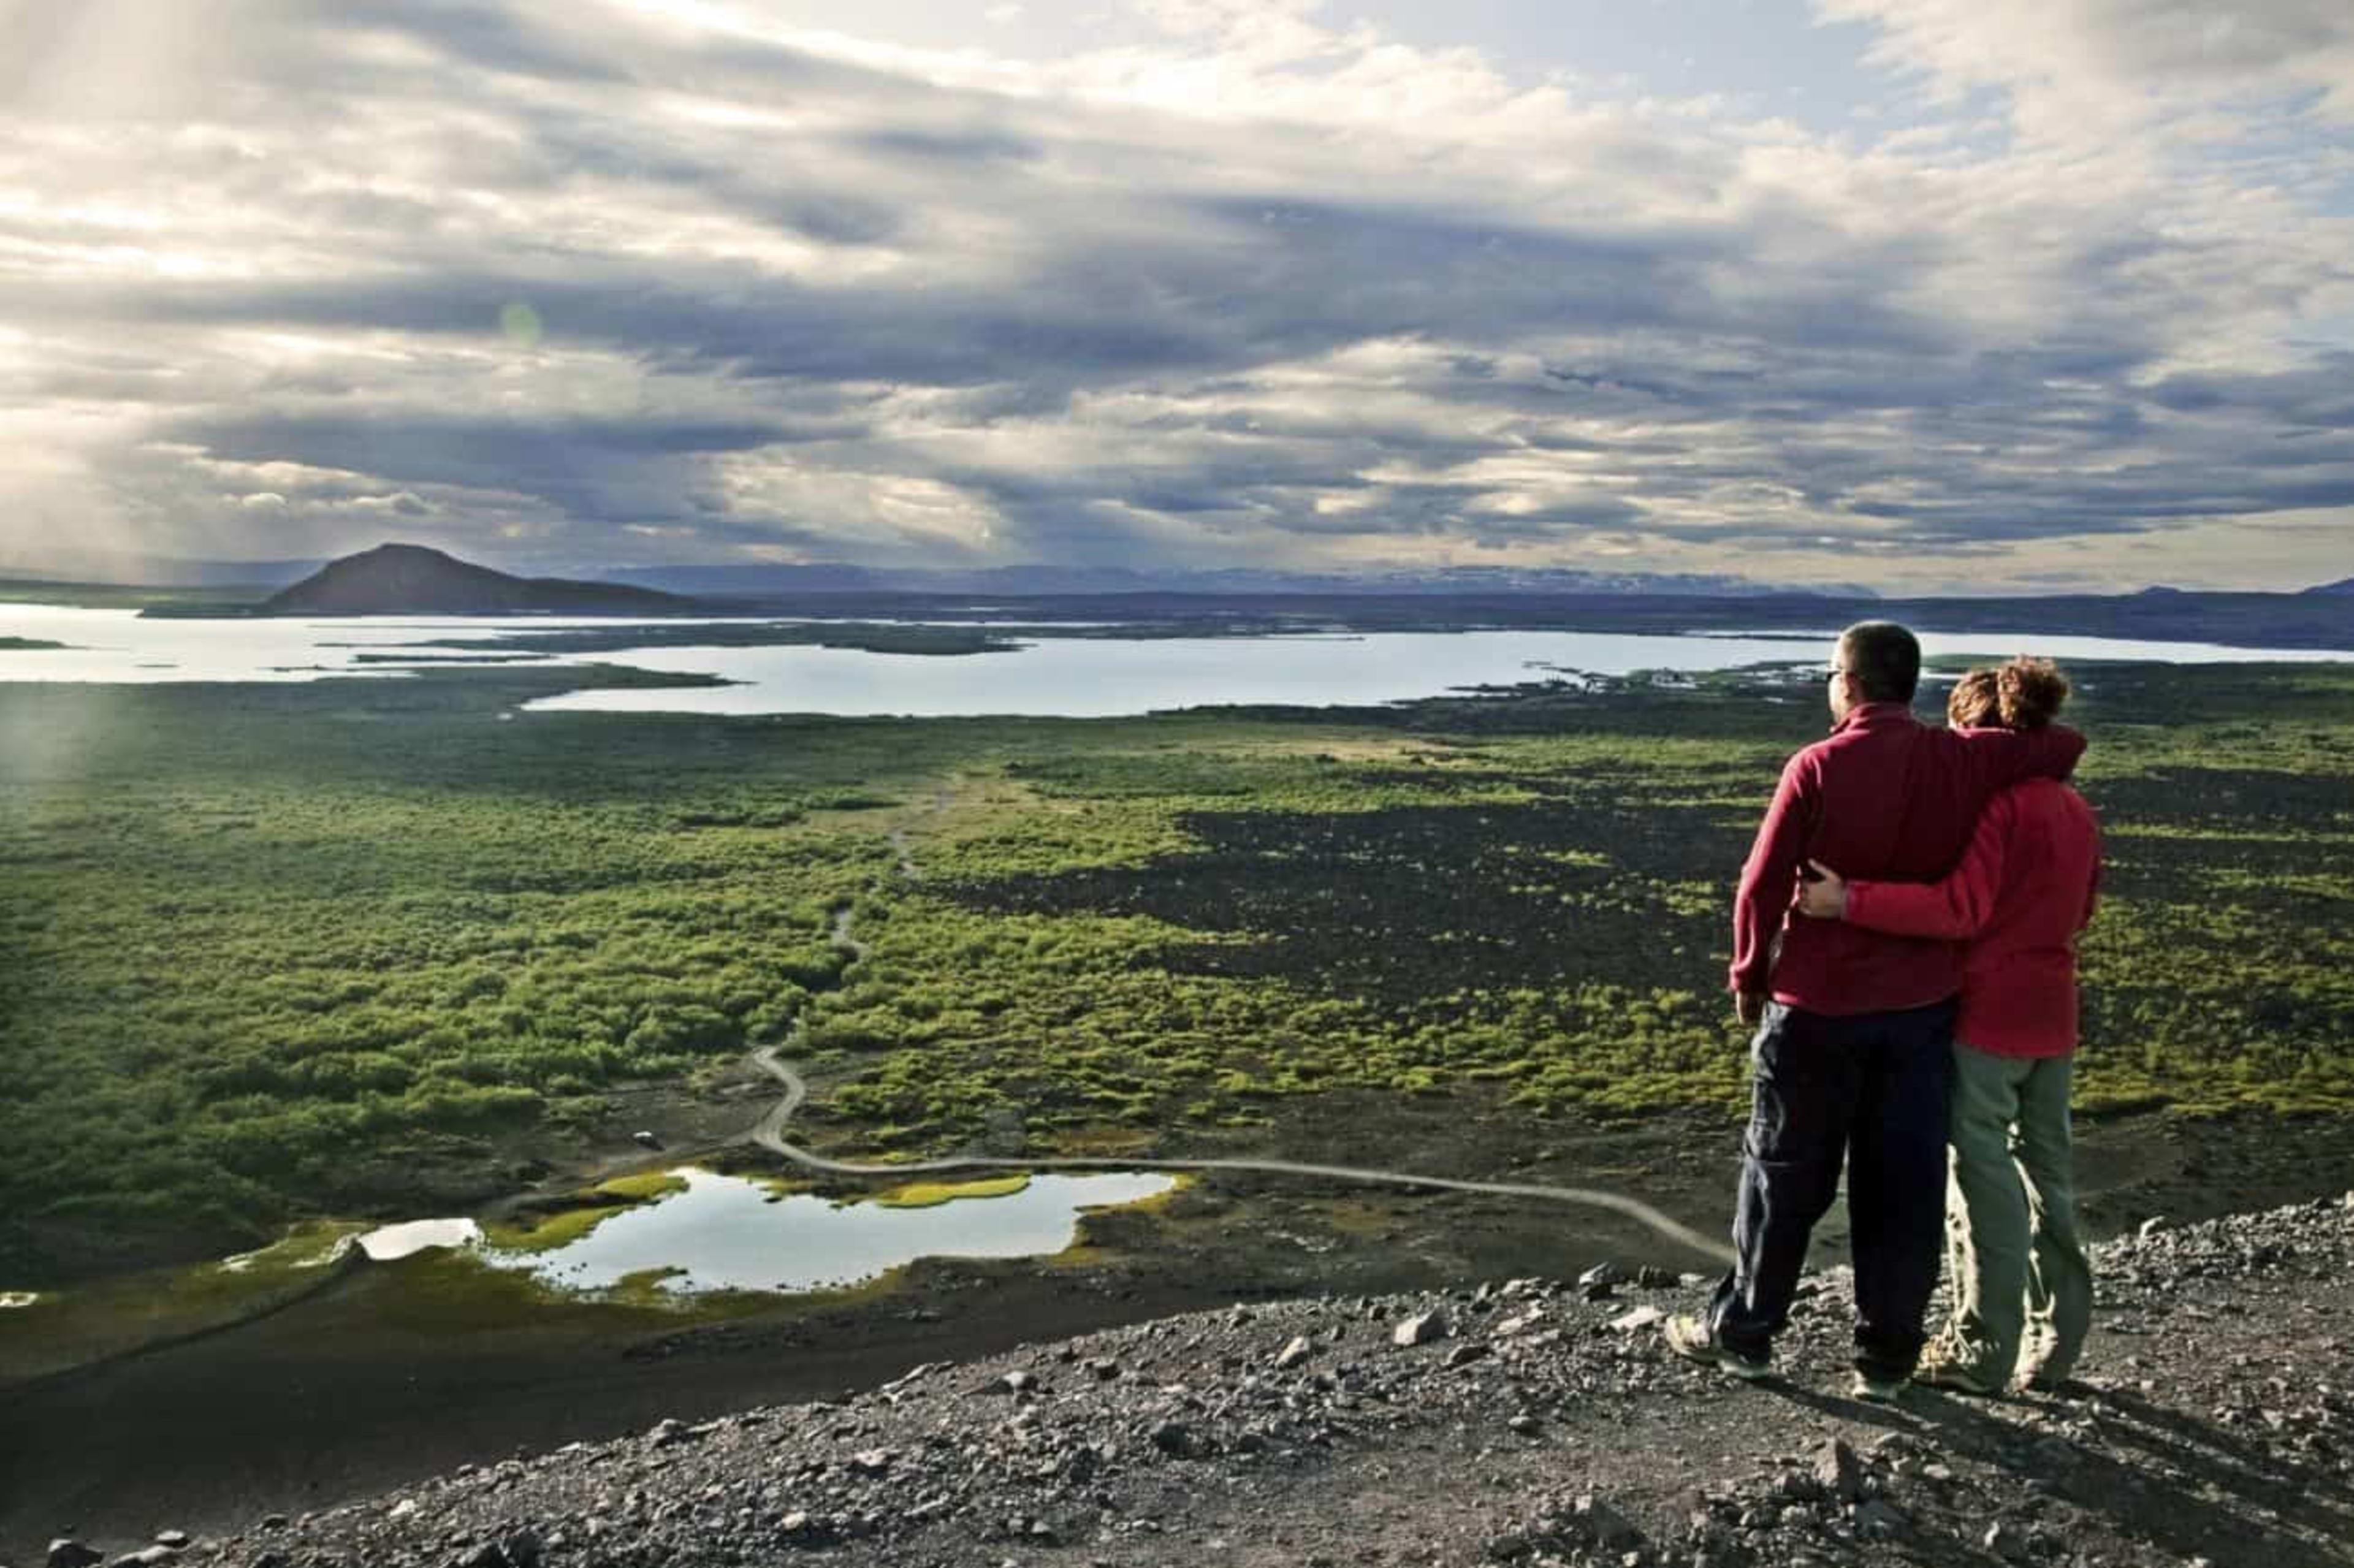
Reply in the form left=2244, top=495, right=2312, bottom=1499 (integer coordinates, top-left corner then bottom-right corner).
left=1938, top=1044, right=2093, bottom=1385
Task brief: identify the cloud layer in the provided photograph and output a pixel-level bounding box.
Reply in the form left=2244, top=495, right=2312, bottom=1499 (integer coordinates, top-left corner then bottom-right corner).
left=2, top=0, right=2350, bottom=589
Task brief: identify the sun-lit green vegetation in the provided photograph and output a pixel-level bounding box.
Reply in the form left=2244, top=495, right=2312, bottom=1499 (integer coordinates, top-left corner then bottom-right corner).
left=4, top=657, right=2351, bottom=1283
left=479, top=1168, right=693, bottom=1250
left=592, top=1170, right=691, bottom=1201
left=874, top=1173, right=1034, bottom=1208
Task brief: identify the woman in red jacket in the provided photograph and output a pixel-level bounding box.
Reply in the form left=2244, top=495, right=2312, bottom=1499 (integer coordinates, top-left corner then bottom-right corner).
left=1797, top=658, right=2100, bottom=1396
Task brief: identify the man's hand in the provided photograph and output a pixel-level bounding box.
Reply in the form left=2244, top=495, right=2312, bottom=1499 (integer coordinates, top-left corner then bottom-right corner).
left=1736, top=991, right=1767, bottom=1029
left=1796, top=858, right=1849, bottom=920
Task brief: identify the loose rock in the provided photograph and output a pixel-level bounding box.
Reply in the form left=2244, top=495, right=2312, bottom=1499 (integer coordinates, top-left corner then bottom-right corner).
left=1393, top=1309, right=1450, bottom=1347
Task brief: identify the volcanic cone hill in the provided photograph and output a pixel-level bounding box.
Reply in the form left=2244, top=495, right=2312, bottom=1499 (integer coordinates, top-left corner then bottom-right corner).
left=260, top=543, right=700, bottom=616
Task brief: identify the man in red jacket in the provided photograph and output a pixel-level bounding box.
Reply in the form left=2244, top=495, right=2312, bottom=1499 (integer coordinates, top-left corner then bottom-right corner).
left=1799, top=658, right=2101, bottom=1395
left=1663, top=622, right=2087, bottom=1400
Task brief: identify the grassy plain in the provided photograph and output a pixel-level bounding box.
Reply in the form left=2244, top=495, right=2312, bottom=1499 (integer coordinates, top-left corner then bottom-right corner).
left=4, top=658, right=2352, bottom=1284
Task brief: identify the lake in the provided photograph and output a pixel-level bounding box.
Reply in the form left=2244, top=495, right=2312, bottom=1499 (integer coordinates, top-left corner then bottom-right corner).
left=5, top=603, right=2353, bottom=717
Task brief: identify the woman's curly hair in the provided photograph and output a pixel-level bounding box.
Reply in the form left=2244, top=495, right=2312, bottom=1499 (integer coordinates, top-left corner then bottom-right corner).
left=1948, top=656, right=2069, bottom=730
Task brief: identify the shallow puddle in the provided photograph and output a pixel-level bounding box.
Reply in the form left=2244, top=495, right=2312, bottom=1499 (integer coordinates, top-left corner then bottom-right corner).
left=357, top=1219, right=484, bottom=1262
left=352, top=1169, right=1175, bottom=1295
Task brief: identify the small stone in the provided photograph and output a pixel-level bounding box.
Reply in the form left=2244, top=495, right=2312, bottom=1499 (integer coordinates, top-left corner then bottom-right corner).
left=1608, top=1304, right=1666, bottom=1333
left=50, top=1543, right=104, bottom=1568
left=1813, top=1438, right=1862, bottom=1502
left=1393, top=1309, right=1450, bottom=1347
left=1577, top=1262, right=1625, bottom=1290
left=631, top=1130, right=663, bottom=1149
left=1274, top=1336, right=1314, bottom=1369
left=1508, top=1413, right=1542, bottom=1436
left=1445, top=1342, right=1492, bottom=1368
left=1572, top=1495, right=1640, bottom=1550
left=387, top=1498, right=419, bottom=1519
left=2138, top=1216, right=2168, bottom=1242
left=1983, top=1521, right=2030, bottom=1561
left=850, top=1448, right=895, bottom=1474
left=1856, top=1500, right=1908, bottom=1537
left=153, top=1533, right=190, bottom=1551
left=110, top=1550, right=175, bottom=1568
left=1150, top=1420, right=1196, bottom=1458
left=980, top=1369, right=1036, bottom=1396
left=455, top=1545, right=511, bottom=1568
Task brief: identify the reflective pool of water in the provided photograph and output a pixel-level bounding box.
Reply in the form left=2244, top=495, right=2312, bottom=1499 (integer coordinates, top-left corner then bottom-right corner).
left=350, top=1169, right=1176, bottom=1293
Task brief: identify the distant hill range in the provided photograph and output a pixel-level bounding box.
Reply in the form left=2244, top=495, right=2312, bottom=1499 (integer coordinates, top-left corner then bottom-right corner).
left=261, top=544, right=697, bottom=616
left=598, top=562, right=1843, bottom=598
left=44, top=541, right=2354, bottom=647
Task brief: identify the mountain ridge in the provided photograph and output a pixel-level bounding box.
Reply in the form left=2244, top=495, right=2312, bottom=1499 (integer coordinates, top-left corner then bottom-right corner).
left=259, top=543, right=697, bottom=616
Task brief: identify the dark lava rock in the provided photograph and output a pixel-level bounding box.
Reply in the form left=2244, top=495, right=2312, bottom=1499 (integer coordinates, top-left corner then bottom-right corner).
left=1812, top=1437, right=1862, bottom=1503
left=1150, top=1421, right=1198, bottom=1458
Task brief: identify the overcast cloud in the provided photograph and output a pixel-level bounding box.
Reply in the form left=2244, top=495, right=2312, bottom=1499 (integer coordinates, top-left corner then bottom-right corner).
left=1, top=0, right=2349, bottom=590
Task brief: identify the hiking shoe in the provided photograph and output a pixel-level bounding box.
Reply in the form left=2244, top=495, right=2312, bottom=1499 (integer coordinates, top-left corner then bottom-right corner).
left=1849, top=1370, right=1906, bottom=1405
left=2022, top=1371, right=2089, bottom=1398
left=1661, top=1314, right=1770, bottom=1381
left=1913, top=1352, right=2005, bottom=1399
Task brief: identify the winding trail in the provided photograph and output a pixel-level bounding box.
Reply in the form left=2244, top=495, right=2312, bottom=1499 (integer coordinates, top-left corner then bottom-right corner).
left=738, top=796, right=1737, bottom=1268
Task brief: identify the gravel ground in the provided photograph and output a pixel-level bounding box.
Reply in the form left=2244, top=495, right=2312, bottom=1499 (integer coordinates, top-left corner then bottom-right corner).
left=41, top=1195, right=2354, bottom=1568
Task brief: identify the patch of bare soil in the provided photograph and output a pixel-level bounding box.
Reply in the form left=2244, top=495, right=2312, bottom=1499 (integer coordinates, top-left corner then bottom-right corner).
left=11, top=1100, right=2353, bottom=1566
left=47, top=1195, right=2350, bottom=1568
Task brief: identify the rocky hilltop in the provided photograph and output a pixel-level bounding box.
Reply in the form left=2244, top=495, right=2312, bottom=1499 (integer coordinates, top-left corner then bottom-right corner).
left=45, top=1197, right=2353, bottom=1568
left=260, top=544, right=696, bottom=617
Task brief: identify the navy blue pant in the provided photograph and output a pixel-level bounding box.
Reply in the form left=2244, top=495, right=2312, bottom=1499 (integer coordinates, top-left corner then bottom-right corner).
left=1707, top=999, right=1957, bottom=1380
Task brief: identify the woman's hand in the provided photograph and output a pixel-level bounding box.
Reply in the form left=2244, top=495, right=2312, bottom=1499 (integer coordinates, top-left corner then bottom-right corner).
left=1796, top=858, right=1849, bottom=919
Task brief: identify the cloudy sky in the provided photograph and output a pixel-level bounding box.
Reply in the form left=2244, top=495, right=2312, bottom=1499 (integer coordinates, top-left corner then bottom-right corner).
left=2, top=0, right=2350, bottom=591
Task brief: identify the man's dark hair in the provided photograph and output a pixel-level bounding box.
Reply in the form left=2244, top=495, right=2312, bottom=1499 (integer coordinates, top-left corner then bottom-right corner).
left=1838, top=621, right=1921, bottom=704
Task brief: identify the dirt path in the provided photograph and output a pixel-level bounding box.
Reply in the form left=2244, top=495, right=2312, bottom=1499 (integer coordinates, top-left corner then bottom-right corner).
left=737, top=796, right=1738, bottom=1266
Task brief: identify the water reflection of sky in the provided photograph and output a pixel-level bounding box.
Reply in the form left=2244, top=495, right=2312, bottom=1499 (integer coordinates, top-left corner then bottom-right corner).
left=352, top=1169, right=1175, bottom=1294
left=8, top=603, right=2352, bottom=717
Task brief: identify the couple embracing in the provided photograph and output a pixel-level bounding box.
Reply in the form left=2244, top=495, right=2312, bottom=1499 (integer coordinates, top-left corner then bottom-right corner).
left=1665, top=622, right=2101, bottom=1402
